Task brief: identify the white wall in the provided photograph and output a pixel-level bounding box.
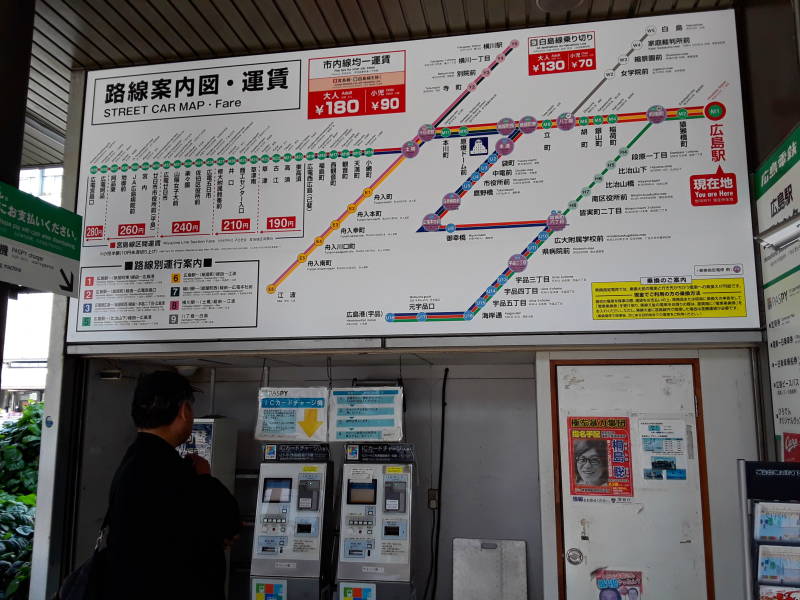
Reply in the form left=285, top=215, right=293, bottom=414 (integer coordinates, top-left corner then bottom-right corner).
left=536, top=348, right=759, bottom=600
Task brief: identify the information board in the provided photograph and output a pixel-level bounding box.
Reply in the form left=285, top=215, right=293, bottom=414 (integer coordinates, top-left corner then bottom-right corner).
left=68, top=11, right=757, bottom=342
left=756, top=124, right=800, bottom=459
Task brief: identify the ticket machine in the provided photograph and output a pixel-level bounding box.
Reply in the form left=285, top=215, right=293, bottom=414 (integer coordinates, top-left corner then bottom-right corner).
left=337, top=444, right=414, bottom=599
left=251, top=444, right=333, bottom=600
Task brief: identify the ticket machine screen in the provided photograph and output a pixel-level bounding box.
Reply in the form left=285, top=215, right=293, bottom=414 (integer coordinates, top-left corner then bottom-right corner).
left=263, top=478, right=292, bottom=503
left=347, top=480, right=377, bottom=504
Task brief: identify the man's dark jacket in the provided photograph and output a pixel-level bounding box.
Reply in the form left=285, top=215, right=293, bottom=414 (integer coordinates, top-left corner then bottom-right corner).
left=101, top=432, right=240, bottom=599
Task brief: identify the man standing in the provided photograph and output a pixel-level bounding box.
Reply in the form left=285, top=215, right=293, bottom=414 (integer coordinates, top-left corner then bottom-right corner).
left=102, top=371, right=240, bottom=599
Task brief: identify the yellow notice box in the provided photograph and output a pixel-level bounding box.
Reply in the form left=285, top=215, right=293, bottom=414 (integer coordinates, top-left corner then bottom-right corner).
left=592, top=278, right=747, bottom=320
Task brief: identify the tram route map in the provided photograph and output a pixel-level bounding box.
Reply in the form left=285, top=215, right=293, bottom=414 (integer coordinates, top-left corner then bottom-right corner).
left=68, top=10, right=758, bottom=343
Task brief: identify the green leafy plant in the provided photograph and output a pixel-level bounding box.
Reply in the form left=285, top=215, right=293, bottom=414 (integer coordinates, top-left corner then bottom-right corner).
left=0, top=403, right=43, bottom=599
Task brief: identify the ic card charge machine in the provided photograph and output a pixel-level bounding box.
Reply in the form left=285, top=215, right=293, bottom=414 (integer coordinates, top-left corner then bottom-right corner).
left=337, top=444, right=414, bottom=600
left=251, top=444, right=333, bottom=600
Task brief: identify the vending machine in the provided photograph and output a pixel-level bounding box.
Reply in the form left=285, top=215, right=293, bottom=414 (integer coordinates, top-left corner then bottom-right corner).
left=251, top=444, right=333, bottom=600
left=178, top=417, right=237, bottom=492
left=337, top=444, right=415, bottom=600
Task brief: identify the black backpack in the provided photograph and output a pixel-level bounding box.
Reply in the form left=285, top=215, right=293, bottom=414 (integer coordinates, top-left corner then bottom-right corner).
left=53, top=514, right=108, bottom=600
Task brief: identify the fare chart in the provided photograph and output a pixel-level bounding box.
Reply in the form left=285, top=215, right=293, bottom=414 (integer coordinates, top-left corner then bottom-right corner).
left=68, top=10, right=758, bottom=342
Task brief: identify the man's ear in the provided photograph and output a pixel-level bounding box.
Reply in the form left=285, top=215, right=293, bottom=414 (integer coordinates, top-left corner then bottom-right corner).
left=179, top=400, right=193, bottom=421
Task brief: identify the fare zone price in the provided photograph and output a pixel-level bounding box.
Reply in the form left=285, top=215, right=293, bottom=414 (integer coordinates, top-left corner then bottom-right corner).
left=308, top=86, right=405, bottom=119
left=118, top=223, right=145, bottom=237
left=85, top=225, right=104, bottom=239
left=529, top=49, right=596, bottom=75
left=221, top=218, right=250, bottom=232
left=267, top=216, right=296, bottom=231
left=172, top=220, right=201, bottom=234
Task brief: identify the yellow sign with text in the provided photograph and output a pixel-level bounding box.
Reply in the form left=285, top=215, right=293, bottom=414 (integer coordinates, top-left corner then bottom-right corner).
left=592, top=278, right=746, bottom=320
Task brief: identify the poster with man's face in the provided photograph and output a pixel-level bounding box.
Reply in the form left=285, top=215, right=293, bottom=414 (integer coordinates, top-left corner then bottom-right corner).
left=567, top=416, right=634, bottom=498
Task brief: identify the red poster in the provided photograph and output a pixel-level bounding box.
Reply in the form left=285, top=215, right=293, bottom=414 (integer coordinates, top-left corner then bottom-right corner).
left=528, top=31, right=596, bottom=76
left=567, top=416, right=633, bottom=498
left=784, top=433, right=800, bottom=462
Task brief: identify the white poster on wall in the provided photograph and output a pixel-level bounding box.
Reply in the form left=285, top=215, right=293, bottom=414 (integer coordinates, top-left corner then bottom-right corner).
left=635, top=417, right=690, bottom=486
left=330, top=387, right=404, bottom=441
left=255, top=387, right=328, bottom=442
left=67, top=10, right=757, bottom=343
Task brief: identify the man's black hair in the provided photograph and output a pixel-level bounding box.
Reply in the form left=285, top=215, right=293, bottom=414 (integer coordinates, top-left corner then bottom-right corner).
left=132, top=371, right=195, bottom=429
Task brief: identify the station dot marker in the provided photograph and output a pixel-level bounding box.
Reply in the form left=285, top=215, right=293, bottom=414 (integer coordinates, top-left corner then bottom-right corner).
left=497, top=117, right=516, bottom=136
left=547, top=211, right=568, bottom=231
left=331, top=220, right=341, bottom=229
left=443, top=192, right=461, bottom=211
left=347, top=204, right=357, bottom=213
left=510, top=39, right=520, bottom=48
left=422, top=213, right=441, bottom=232
left=646, top=105, right=667, bottom=124
left=297, top=254, right=307, bottom=262
left=481, top=67, right=492, bottom=78
left=314, top=237, right=324, bottom=246
left=508, top=254, right=528, bottom=272
left=557, top=112, right=576, bottom=131
left=495, top=137, right=515, bottom=156
left=267, top=285, right=276, bottom=294
left=705, top=101, right=726, bottom=120
left=418, top=124, right=436, bottom=142
left=363, top=188, right=373, bottom=197
left=401, top=141, right=419, bottom=158
left=519, top=116, right=538, bottom=134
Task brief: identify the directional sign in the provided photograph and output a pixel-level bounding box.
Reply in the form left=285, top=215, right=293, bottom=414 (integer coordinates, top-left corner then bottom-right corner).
left=0, top=182, right=81, bottom=298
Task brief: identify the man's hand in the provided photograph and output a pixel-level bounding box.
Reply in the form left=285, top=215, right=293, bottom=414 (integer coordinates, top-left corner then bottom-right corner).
left=185, top=453, right=211, bottom=475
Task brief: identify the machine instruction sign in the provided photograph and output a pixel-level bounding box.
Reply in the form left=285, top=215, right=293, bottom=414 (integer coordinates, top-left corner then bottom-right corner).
left=68, top=11, right=757, bottom=342
left=0, top=182, right=81, bottom=298
left=331, top=387, right=403, bottom=441
left=255, top=387, right=328, bottom=442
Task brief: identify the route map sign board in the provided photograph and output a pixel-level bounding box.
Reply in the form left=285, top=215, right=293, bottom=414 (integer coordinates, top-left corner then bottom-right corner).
left=755, top=124, right=800, bottom=459
left=67, top=10, right=758, bottom=342
left=0, top=182, right=81, bottom=298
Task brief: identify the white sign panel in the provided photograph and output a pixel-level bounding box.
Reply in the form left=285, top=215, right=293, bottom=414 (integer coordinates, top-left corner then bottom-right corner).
left=255, top=387, right=328, bottom=442
left=756, top=124, right=800, bottom=459
left=68, top=11, right=757, bottom=342
left=331, top=387, right=404, bottom=442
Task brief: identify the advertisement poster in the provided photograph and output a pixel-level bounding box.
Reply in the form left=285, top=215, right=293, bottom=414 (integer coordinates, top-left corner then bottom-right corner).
left=67, top=11, right=758, bottom=343
left=567, top=416, right=633, bottom=499
left=593, top=569, right=643, bottom=600
left=755, top=124, right=800, bottom=455
left=177, top=421, right=213, bottom=462
left=759, top=545, right=800, bottom=585
left=255, top=387, right=328, bottom=442
left=755, top=502, right=800, bottom=542
left=252, top=578, right=286, bottom=600
left=331, top=387, right=403, bottom=441
left=636, top=418, right=689, bottom=483
left=761, top=586, right=800, bottom=600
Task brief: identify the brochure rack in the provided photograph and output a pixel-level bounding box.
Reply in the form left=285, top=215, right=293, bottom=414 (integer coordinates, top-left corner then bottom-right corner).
left=739, top=460, right=800, bottom=600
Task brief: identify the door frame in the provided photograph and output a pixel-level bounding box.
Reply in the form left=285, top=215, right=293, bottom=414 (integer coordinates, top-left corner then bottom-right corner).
left=549, top=358, right=715, bottom=600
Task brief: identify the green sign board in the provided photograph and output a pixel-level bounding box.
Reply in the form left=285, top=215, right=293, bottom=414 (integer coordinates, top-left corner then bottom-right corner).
left=754, top=123, right=800, bottom=200
left=0, top=181, right=82, bottom=296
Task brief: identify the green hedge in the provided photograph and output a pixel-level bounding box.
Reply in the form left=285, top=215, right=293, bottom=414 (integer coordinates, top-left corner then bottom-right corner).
left=0, top=403, right=43, bottom=599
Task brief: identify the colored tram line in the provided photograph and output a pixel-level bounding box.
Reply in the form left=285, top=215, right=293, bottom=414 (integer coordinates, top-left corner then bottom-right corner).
left=385, top=122, right=654, bottom=324
left=267, top=39, right=519, bottom=293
